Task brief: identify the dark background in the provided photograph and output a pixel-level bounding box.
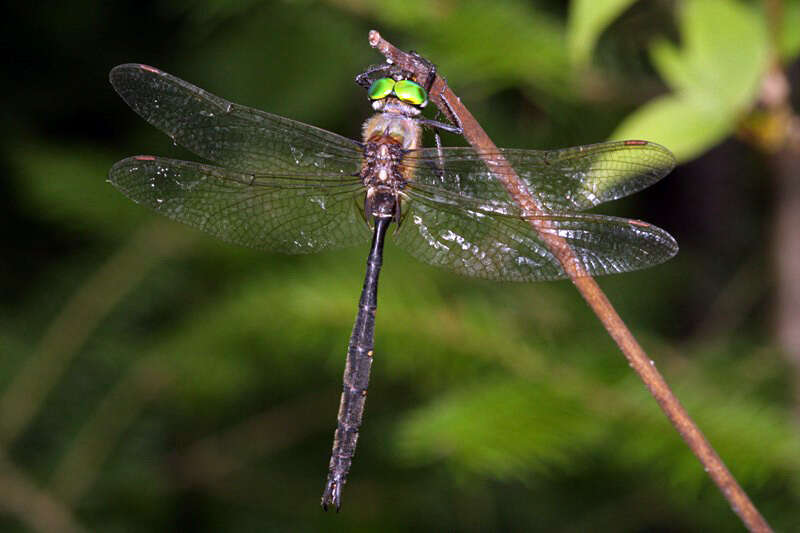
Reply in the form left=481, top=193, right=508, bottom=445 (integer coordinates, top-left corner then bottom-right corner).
left=1, top=1, right=798, bottom=531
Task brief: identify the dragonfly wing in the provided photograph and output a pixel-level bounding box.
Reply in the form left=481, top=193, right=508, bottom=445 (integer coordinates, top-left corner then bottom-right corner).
left=393, top=194, right=677, bottom=281
left=109, top=156, right=370, bottom=253
left=405, top=140, right=675, bottom=212
left=109, top=64, right=363, bottom=176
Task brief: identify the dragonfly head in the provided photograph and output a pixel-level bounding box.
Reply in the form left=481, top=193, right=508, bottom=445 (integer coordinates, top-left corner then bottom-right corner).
left=366, top=76, right=428, bottom=113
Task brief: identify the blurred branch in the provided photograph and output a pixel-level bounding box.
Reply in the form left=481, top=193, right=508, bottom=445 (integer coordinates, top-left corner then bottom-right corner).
left=172, top=391, right=334, bottom=488
left=368, top=30, right=773, bottom=533
left=0, top=221, right=191, bottom=446
left=0, top=450, right=86, bottom=533
left=747, top=0, right=800, bottom=417
left=767, top=87, right=800, bottom=416
left=49, top=357, right=173, bottom=505
left=773, top=138, right=800, bottom=409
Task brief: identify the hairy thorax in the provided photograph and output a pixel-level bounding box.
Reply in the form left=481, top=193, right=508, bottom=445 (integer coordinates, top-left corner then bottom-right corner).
left=360, top=106, right=422, bottom=219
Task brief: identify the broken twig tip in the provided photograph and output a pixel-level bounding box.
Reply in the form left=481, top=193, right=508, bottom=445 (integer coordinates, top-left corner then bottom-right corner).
left=368, top=30, right=381, bottom=47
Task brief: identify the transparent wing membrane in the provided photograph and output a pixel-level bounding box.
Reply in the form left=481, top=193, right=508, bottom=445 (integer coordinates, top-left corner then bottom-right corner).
left=109, top=156, right=369, bottom=253
left=395, top=194, right=677, bottom=281
left=404, top=141, right=676, bottom=212
left=110, top=64, right=363, bottom=176
left=109, top=64, right=677, bottom=278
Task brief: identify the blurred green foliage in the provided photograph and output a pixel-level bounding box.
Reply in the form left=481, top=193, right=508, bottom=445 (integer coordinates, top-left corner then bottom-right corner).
left=613, top=0, right=769, bottom=159
left=1, top=0, right=799, bottom=531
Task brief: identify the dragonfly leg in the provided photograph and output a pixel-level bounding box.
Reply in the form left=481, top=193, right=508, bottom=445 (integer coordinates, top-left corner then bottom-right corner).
left=417, top=117, right=463, bottom=135
left=409, top=50, right=437, bottom=93
left=418, top=116, right=464, bottom=184
left=432, top=129, right=447, bottom=185
left=356, top=61, right=431, bottom=90
left=355, top=63, right=417, bottom=88
left=355, top=63, right=394, bottom=89
left=406, top=51, right=464, bottom=132
left=392, top=193, right=403, bottom=226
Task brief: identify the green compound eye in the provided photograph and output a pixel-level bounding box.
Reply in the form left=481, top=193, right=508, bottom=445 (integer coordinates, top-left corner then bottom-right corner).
left=394, top=80, right=427, bottom=106
left=367, top=77, right=395, bottom=100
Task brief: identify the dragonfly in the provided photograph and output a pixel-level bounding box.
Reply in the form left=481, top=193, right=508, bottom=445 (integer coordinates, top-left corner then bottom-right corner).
left=108, top=62, right=677, bottom=511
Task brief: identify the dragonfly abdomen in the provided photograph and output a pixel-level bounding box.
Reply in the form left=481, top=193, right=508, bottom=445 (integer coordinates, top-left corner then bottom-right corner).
left=322, top=215, right=391, bottom=511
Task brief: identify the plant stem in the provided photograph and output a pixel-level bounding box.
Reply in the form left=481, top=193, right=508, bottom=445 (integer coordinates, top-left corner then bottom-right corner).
left=367, top=29, right=772, bottom=533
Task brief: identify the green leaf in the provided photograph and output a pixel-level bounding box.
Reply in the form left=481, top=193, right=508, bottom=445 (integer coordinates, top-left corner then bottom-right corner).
left=567, top=0, right=639, bottom=65
left=618, top=0, right=769, bottom=160
left=649, top=37, right=696, bottom=94
left=611, top=94, right=734, bottom=161
left=778, top=0, right=800, bottom=61
left=670, top=0, right=768, bottom=110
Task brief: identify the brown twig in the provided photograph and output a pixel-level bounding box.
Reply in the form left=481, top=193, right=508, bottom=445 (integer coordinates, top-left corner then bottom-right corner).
left=0, top=220, right=191, bottom=447
left=367, top=30, right=772, bottom=532
left=50, top=356, right=173, bottom=505
left=760, top=0, right=800, bottom=420
left=0, top=450, right=86, bottom=533
left=172, top=391, right=334, bottom=488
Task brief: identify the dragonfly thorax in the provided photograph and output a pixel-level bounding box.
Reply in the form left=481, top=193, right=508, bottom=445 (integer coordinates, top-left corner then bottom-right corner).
left=360, top=107, right=422, bottom=224
left=362, top=110, right=421, bottom=150
left=360, top=130, right=415, bottom=221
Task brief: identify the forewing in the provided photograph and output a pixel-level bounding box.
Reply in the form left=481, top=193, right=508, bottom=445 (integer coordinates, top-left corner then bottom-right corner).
left=109, top=156, right=370, bottom=253
left=405, top=141, right=675, bottom=213
left=109, top=64, right=363, bottom=175
left=393, top=195, right=677, bottom=281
